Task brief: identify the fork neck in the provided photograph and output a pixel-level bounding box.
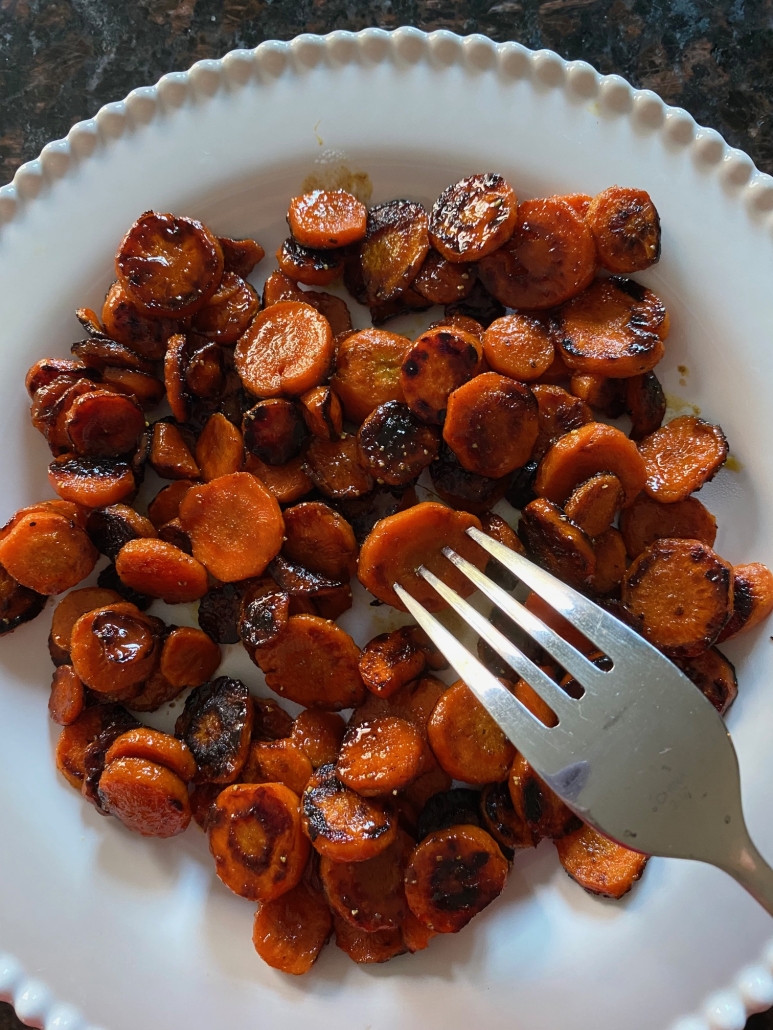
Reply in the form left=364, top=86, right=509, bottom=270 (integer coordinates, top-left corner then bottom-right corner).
left=713, top=829, right=773, bottom=918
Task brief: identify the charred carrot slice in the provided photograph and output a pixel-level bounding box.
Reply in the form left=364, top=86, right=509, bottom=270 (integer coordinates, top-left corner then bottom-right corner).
left=263, top=270, right=304, bottom=306
left=443, top=372, right=539, bottom=478
left=301, top=763, right=397, bottom=862
left=147, top=480, right=194, bottom=529
left=252, top=696, right=295, bottom=741
left=241, top=738, right=313, bottom=796
left=245, top=453, right=313, bottom=505
left=333, top=915, right=405, bottom=964
left=291, top=710, right=346, bottom=769
left=104, top=727, right=197, bottom=782
left=556, top=277, right=668, bottom=378
left=587, top=186, right=661, bottom=274
left=482, top=313, right=556, bottom=382
left=209, top=782, right=310, bottom=900
left=639, top=415, right=728, bottom=503
left=0, top=565, right=45, bottom=636
left=149, top=422, right=200, bottom=481
left=163, top=333, right=190, bottom=423
left=555, top=823, right=648, bottom=898
left=564, top=473, right=625, bottom=538
left=276, top=238, right=345, bottom=287
left=282, top=501, right=358, bottom=581
left=179, top=471, right=284, bottom=582
left=125, top=667, right=184, bottom=713
left=116, top=211, right=224, bottom=317
left=190, top=272, right=259, bottom=344
left=429, top=173, right=517, bottom=262
left=253, top=614, right=366, bottom=711
left=48, top=455, right=136, bottom=508
left=195, top=413, right=244, bottom=482
left=218, top=235, right=265, bottom=278
left=160, top=626, right=221, bottom=688
left=48, top=586, right=123, bottom=665
left=26, top=357, right=89, bottom=396
left=115, top=538, right=208, bottom=603
left=530, top=384, right=592, bottom=462
left=54, top=703, right=136, bottom=789
left=718, top=562, right=773, bottom=641
left=242, top=399, right=307, bottom=466
left=101, top=280, right=176, bottom=361
left=184, top=340, right=225, bottom=399
left=301, top=290, right=354, bottom=345
left=535, top=422, right=646, bottom=506
left=303, top=435, right=375, bottom=500
left=428, top=680, right=515, bottom=784
left=288, top=190, right=368, bottom=249
left=404, top=825, right=508, bottom=932
left=357, top=401, right=440, bottom=487
left=480, top=512, right=525, bottom=556
left=430, top=443, right=510, bottom=515
left=413, top=250, right=477, bottom=304
left=0, top=510, right=97, bottom=595
left=235, top=300, right=334, bottom=398
left=519, top=498, right=596, bottom=589
left=321, top=829, right=413, bottom=933
left=176, top=676, right=254, bottom=783
left=625, top=371, right=666, bottom=441
left=331, top=328, right=412, bottom=424
left=359, top=199, right=430, bottom=304
left=477, top=197, right=596, bottom=309
left=675, top=646, right=738, bottom=714
left=358, top=626, right=427, bottom=699
left=430, top=313, right=485, bottom=341
left=299, top=385, right=343, bottom=441
left=479, top=781, right=539, bottom=852
left=98, top=756, right=191, bottom=836
left=570, top=373, right=626, bottom=418
left=48, top=665, right=86, bottom=726
left=70, top=602, right=159, bottom=696
left=619, top=493, right=717, bottom=558
left=401, top=325, right=482, bottom=426
left=508, top=753, right=578, bottom=839
left=252, top=881, right=333, bottom=974
left=589, top=527, right=628, bottom=596
left=622, top=538, right=733, bottom=657
left=100, top=367, right=165, bottom=408
left=70, top=335, right=155, bottom=375
left=337, top=717, right=424, bottom=796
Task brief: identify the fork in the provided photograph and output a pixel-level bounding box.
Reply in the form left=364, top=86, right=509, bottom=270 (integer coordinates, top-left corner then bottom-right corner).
left=393, top=526, right=773, bottom=916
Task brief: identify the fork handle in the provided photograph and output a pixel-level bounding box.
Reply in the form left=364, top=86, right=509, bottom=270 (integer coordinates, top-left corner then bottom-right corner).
left=721, top=831, right=773, bottom=917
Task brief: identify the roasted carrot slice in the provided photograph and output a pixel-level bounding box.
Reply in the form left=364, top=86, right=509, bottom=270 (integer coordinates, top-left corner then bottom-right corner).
left=209, top=782, right=309, bottom=900
left=625, top=371, right=666, bottom=441
left=570, top=373, right=626, bottom=418
left=252, top=614, right=366, bottom=710
left=553, top=192, right=592, bottom=218
left=331, top=328, right=412, bottom=424
left=55, top=703, right=138, bottom=789
left=184, top=340, right=225, bottom=399
left=163, top=333, right=190, bottom=423
left=589, top=527, right=627, bottom=596
left=276, top=237, right=345, bottom=286
left=300, top=290, right=354, bottom=345
left=415, top=788, right=483, bottom=839
left=70, top=601, right=159, bottom=696
left=99, top=367, right=164, bottom=408
left=430, top=442, right=511, bottom=515
left=149, top=422, right=200, bottom=481
left=413, top=249, right=477, bottom=304
left=48, top=454, right=135, bottom=508
left=564, top=473, right=625, bottom=538
left=33, top=377, right=99, bottom=455
left=0, top=509, right=97, bottom=595
left=176, top=675, right=254, bottom=783
left=337, top=717, right=424, bottom=796
left=359, top=200, right=430, bottom=304
left=622, top=538, right=733, bottom=657
left=48, top=586, right=123, bottom=665
left=87, top=504, right=156, bottom=562
left=321, top=829, right=413, bottom=932
left=401, top=757, right=453, bottom=815
left=101, top=280, right=176, bottom=361
left=404, top=825, right=508, bottom=932
left=115, top=538, right=208, bottom=603
left=288, top=189, right=368, bottom=249
left=242, top=739, right=313, bottom=796
left=358, top=501, right=487, bottom=611
left=104, top=727, right=197, bottom=782
left=218, top=235, right=265, bottom=278
left=535, top=421, right=646, bottom=506
left=303, top=435, right=375, bottom=500
left=477, top=197, right=596, bottom=309
left=98, top=756, right=191, bottom=836
left=0, top=565, right=45, bottom=636
left=252, top=696, right=295, bottom=741
left=291, top=710, right=346, bottom=769
left=160, top=626, right=221, bottom=688
left=444, top=278, right=506, bottom=330
left=429, top=173, right=517, bottom=262
left=619, top=493, right=717, bottom=558
left=26, top=357, right=90, bottom=396
left=480, top=511, right=524, bottom=554
left=358, top=626, right=427, bottom=699
left=237, top=583, right=288, bottom=654
left=675, top=646, right=738, bottom=714
left=429, top=313, right=485, bottom=341
left=639, top=415, right=728, bottom=503
left=235, top=300, right=334, bottom=398
left=281, top=501, right=358, bottom=581
left=179, top=471, right=284, bottom=582
left=428, top=680, right=515, bottom=785
left=157, top=517, right=191, bottom=553
left=333, top=915, right=406, bottom=964
left=587, top=186, right=661, bottom=274
left=400, top=325, right=482, bottom=426
left=482, top=313, right=556, bottom=382
left=70, top=336, right=155, bottom=375
left=242, top=399, right=307, bottom=466
left=718, top=562, right=773, bottom=641
left=299, top=385, right=343, bottom=441
left=556, top=277, right=668, bottom=378
left=519, top=498, right=596, bottom=588
left=357, top=401, right=440, bottom=487
left=193, top=412, right=243, bottom=483
left=190, top=272, right=259, bottom=344
left=263, top=269, right=305, bottom=306
left=252, top=881, right=333, bottom=974
left=116, top=211, right=224, bottom=317
left=245, top=453, right=313, bottom=505
left=301, top=763, right=397, bottom=862
left=443, top=372, right=539, bottom=478
left=508, top=753, right=578, bottom=839
left=125, top=667, right=184, bottom=713
left=147, top=480, right=194, bottom=529
left=555, top=823, right=648, bottom=898
left=48, top=665, right=86, bottom=726
left=479, top=781, right=539, bottom=852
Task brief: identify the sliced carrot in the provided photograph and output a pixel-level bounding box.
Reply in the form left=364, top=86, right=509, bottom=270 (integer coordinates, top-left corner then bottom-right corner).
left=55, top=703, right=139, bottom=790
left=718, top=562, right=773, bottom=641
left=218, top=235, right=265, bottom=278
left=70, top=336, right=155, bottom=375
left=115, top=538, right=208, bottom=603
left=428, top=680, right=515, bottom=784
left=360, top=199, right=430, bottom=304
left=48, top=455, right=136, bottom=508
left=333, top=914, right=405, bottom=964
left=26, top=357, right=89, bottom=396
left=195, top=412, right=244, bottom=483
left=252, top=881, right=333, bottom=975
left=282, top=501, right=358, bottom=581
left=100, top=367, right=165, bottom=408
left=179, top=471, right=284, bottom=582
left=320, top=829, right=413, bottom=932
left=508, top=753, right=578, bottom=839
left=160, top=626, right=221, bottom=687
left=413, top=249, right=477, bottom=304
left=303, top=435, right=375, bottom=500
left=357, top=400, right=440, bottom=487
left=589, top=527, right=628, bottom=596
left=554, top=192, right=592, bottom=218
left=535, top=421, right=646, bottom=506
left=98, top=756, right=191, bottom=837
left=70, top=601, right=159, bottom=696
left=241, top=738, right=313, bottom=796
left=619, top=493, right=717, bottom=558
left=429, top=313, right=485, bottom=341
left=163, top=333, right=190, bottom=423
left=299, top=385, right=343, bottom=441
left=586, top=186, right=661, bottom=274
left=477, top=197, right=596, bottom=309
left=331, top=328, right=412, bottom=424
left=104, top=727, right=197, bottom=782
left=291, top=710, right=346, bottom=769
left=288, top=189, right=368, bottom=249
left=185, top=340, right=224, bottom=399
left=176, top=676, right=254, bottom=783
left=149, top=422, right=200, bottom=481
left=190, top=272, right=259, bottom=344
left=564, top=473, right=625, bottom=538
left=625, top=371, right=666, bottom=441
left=63, top=390, right=145, bottom=458
left=479, top=781, right=540, bottom=851
left=301, top=763, right=397, bottom=862
left=429, top=173, right=517, bottom=262
left=126, top=667, right=184, bottom=713
left=358, top=626, right=427, bottom=698
left=235, top=300, right=334, bottom=398
left=401, top=757, right=453, bottom=813
left=483, top=313, right=555, bottom=381
left=48, top=585, right=123, bottom=665
left=243, top=399, right=307, bottom=466
left=245, top=453, right=313, bottom=505
left=0, top=510, right=97, bottom=595
left=101, top=279, right=175, bottom=361
left=277, top=237, right=344, bottom=287
left=157, top=517, right=192, bottom=553
left=147, top=480, right=194, bottom=529
left=262, top=270, right=304, bottom=306
left=555, top=823, right=648, bottom=898
left=400, top=325, right=482, bottom=426
left=675, top=646, right=738, bottom=714
left=48, top=665, right=86, bottom=726
left=639, top=415, right=728, bottom=503
left=252, top=696, right=295, bottom=742
left=528, top=383, right=590, bottom=463
left=569, top=373, right=626, bottom=419
left=337, top=716, right=424, bottom=796
left=519, top=498, right=596, bottom=589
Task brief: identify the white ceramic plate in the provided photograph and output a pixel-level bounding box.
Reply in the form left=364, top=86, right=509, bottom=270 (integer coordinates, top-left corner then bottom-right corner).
left=2, top=28, right=773, bottom=1030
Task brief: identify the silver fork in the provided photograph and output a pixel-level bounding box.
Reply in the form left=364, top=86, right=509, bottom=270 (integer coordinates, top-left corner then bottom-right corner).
left=393, top=526, right=773, bottom=915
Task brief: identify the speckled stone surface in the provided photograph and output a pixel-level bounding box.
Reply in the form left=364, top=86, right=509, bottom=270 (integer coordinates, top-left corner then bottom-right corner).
left=1, top=2, right=773, bottom=1028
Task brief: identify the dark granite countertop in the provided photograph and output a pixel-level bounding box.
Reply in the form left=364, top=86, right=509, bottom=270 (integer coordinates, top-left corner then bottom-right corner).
left=1, top=2, right=772, bottom=1028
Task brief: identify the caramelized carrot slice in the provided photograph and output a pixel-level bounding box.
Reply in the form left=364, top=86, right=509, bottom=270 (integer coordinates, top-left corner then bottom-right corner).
left=508, top=753, right=578, bottom=839
left=589, top=527, right=628, bottom=596
left=413, top=250, right=477, bottom=304
left=331, top=328, right=412, bottom=424
left=531, top=384, right=592, bottom=462
left=48, top=455, right=136, bottom=509
left=48, top=585, right=123, bottom=665
left=639, top=415, right=728, bottom=503
left=235, top=300, right=334, bottom=398
left=185, top=340, right=224, bottom=399
left=276, top=238, right=345, bottom=286
left=160, top=626, right=221, bottom=688
left=358, top=626, right=427, bottom=698
left=252, top=696, right=295, bottom=741
left=288, top=189, right=368, bottom=249
left=70, top=336, right=156, bottom=375
left=241, top=738, right=313, bottom=796
left=360, top=200, right=430, bottom=304
left=404, top=825, right=508, bottom=932
left=443, top=372, right=539, bottom=478
left=299, top=385, right=343, bottom=441
left=358, top=502, right=487, bottom=612
left=479, top=781, right=540, bottom=851
left=70, top=601, right=159, bottom=695
left=570, top=373, right=626, bottom=418
left=100, top=367, right=165, bottom=408
left=196, top=413, right=244, bottom=482
left=149, top=422, right=200, bottom=481
left=26, top=357, right=89, bottom=396
left=535, top=422, right=646, bottom=506
left=291, top=710, right=346, bottom=769
left=477, top=198, right=596, bottom=309
left=163, top=333, right=190, bottom=423
left=586, top=186, right=661, bottom=274
left=320, top=829, right=413, bottom=932
left=243, top=399, right=307, bottom=466
left=98, top=756, right=191, bottom=837
left=564, top=473, right=625, bottom=538
left=104, top=727, right=197, bottom=782
left=428, top=680, right=515, bottom=784
left=48, top=665, right=86, bottom=726
left=0, top=510, right=97, bottom=595
left=147, top=479, right=194, bottom=528
left=63, top=390, right=145, bottom=458
left=244, top=453, right=311, bottom=505
left=301, top=763, right=397, bottom=862
left=718, top=562, right=773, bottom=641
left=115, top=538, right=208, bottom=603
left=116, top=211, right=224, bottom=317
left=482, top=313, right=556, bottom=382
left=253, top=614, right=366, bottom=710
left=519, top=498, right=596, bottom=589
left=54, top=703, right=138, bottom=789
left=179, top=471, right=284, bottom=582
left=101, top=279, right=176, bottom=360
left=125, top=667, right=184, bottom=713
left=337, top=717, right=424, bottom=796
left=218, top=235, right=265, bottom=278
left=262, top=270, right=304, bottom=306
left=303, top=435, right=375, bottom=500
left=190, top=272, right=259, bottom=344
left=400, top=325, right=482, bottom=426
left=176, top=676, right=254, bottom=783
left=619, top=493, right=717, bottom=558
left=675, top=646, right=738, bottom=714
left=357, top=401, right=440, bottom=487
left=554, top=192, right=592, bottom=218
left=622, top=538, right=733, bottom=657
left=429, top=173, right=517, bottom=262
left=282, top=501, right=358, bottom=581
left=333, top=915, right=405, bottom=964
left=625, top=371, right=666, bottom=441
left=252, top=881, right=333, bottom=974
left=555, top=823, right=648, bottom=898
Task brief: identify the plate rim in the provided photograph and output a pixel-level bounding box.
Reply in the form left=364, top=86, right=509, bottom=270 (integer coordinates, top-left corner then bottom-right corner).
left=1, top=26, right=773, bottom=1030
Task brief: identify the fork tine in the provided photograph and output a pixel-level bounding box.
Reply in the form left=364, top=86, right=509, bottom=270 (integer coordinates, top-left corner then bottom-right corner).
left=393, top=583, right=567, bottom=763
left=441, top=548, right=609, bottom=688
left=416, top=565, right=577, bottom=723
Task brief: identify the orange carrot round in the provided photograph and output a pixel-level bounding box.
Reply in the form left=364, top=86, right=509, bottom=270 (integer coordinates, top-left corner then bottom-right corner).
left=235, top=301, right=334, bottom=398
left=115, top=538, right=209, bottom=603
left=288, top=189, right=368, bottom=249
